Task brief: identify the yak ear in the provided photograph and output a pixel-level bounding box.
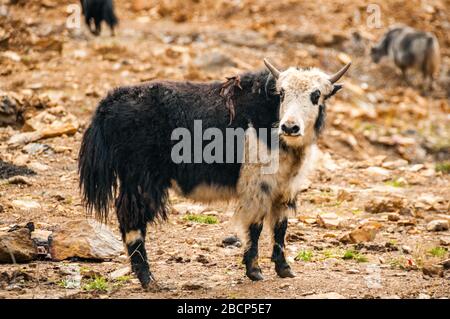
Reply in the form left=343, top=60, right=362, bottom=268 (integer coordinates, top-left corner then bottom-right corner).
left=265, top=72, right=278, bottom=99
left=325, top=83, right=343, bottom=99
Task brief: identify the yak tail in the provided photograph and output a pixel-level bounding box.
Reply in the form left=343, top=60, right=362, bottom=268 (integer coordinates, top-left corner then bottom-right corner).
left=78, top=119, right=117, bottom=223
left=104, top=0, right=118, bottom=28
left=424, top=35, right=441, bottom=79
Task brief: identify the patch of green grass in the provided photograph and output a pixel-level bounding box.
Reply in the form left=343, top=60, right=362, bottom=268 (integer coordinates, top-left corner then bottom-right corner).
left=342, top=250, right=368, bottom=263
left=57, top=279, right=72, bottom=289
left=295, top=250, right=313, bottom=262
left=388, top=239, right=398, bottom=246
left=183, top=214, right=219, bottom=224
left=114, top=275, right=132, bottom=283
left=82, top=277, right=109, bottom=292
left=428, top=247, right=448, bottom=258
left=79, top=266, right=91, bottom=273
left=385, top=178, right=407, bottom=188
left=435, top=162, right=450, bottom=174
left=389, top=258, right=402, bottom=269
left=351, top=208, right=363, bottom=215
left=320, top=249, right=342, bottom=260
left=112, top=275, right=132, bottom=288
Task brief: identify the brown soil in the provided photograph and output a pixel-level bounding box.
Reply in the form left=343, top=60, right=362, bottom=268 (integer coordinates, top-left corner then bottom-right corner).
left=0, top=0, right=449, bottom=299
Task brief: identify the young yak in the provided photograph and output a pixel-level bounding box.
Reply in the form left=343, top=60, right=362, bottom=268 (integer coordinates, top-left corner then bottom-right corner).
left=371, top=25, right=440, bottom=90
left=79, top=59, right=351, bottom=289
left=80, top=0, right=118, bottom=36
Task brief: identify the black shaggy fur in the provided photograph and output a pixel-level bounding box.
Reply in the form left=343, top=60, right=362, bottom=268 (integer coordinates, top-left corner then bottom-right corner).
left=80, top=0, right=118, bottom=36
left=79, top=70, right=280, bottom=224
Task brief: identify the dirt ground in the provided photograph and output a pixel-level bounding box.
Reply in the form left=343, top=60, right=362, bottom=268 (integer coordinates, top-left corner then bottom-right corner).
left=0, top=0, right=449, bottom=299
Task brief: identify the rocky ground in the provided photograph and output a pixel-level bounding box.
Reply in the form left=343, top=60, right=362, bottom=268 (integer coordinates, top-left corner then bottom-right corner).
left=0, top=0, right=449, bottom=299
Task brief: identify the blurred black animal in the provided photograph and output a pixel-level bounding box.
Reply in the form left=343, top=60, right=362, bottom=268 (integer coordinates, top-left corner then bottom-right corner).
left=80, top=0, right=118, bottom=36
left=371, top=25, right=440, bottom=90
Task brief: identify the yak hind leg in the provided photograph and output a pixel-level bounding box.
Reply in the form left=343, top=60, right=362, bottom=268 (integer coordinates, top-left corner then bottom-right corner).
left=123, top=225, right=153, bottom=288
left=270, top=202, right=295, bottom=278
left=116, top=190, right=154, bottom=289
left=243, top=223, right=264, bottom=281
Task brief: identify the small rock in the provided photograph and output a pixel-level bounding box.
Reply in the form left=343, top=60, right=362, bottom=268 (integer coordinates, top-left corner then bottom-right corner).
left=11, top=199, right=41, bottom=211
left=417, top=293, right=431, bottom=299
left=317, top=213, right=344, bottom=229
left=0, top=227, right=37, bottom=263
left=7, top=176, right=33, bottom=186
left=181, top=282, right=208, bottom=291
left=366, top=166, right=391, bottom=177
left=50, top=219, right=123, bottom=261
left=0, top=94, right=20, bottom=126
left=382, top=159, right=408, bottom=169
left=440, top=259, right=450, bottom=269
left=399, top=207, right=414, bottom=216
left=440, top=237, right=450, bottom=246
left=426, top=220, right=449, bottom=232
left=28, top=162, right=50, bottom=172
left=13, top=154, right=29, bottom=166
left=109, top=267, right=131, bottom=280
left=22, top=143, right=51, bottom=155
left=2, top=51, right=21, bottom=62
left=387, top=213, right=400, bottom=222
left=195, top=254, right=210, bottom=264
left=401, top=245, right=412, bottom=254
left=337, top=189, right=354, bottom=202
left=347, top=268, right=360, bottom=274
left=422, top=264, right=444, bottom=277
left=417, top=194, right=444, bottom=209
left=222, top=235, right=241, bottom=248
left=397, top=219, right=416, bottom=226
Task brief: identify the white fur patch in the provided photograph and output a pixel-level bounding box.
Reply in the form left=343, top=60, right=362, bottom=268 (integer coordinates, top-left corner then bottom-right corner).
left=171, top=180, right=236, bottom=203
left=125, top=230, right=142, bottom=244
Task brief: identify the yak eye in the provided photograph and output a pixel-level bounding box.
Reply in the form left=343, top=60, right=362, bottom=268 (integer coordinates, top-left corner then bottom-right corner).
left=279, top=89, right=285, bottom=102
left=310, top=90, right=321, bottom=105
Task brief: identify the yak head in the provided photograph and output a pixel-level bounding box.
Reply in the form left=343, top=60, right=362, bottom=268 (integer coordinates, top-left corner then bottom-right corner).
left=370, top=46, right=384, bottom=63
left=264, top=59, right=351, bottom=148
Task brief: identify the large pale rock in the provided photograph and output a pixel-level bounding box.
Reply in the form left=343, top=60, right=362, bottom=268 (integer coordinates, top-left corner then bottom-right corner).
left=50, top=219, right=123, bottom=261
left=0, top=228, right=37, bottom=263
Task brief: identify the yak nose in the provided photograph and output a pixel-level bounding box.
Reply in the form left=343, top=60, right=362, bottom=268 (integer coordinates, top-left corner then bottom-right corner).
left=281, top=121, right=301, bottom=136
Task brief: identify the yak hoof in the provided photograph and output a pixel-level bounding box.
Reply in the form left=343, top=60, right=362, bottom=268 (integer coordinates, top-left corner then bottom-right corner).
left=246, top=269, right=264, bottom=281
left=276, top=266, right=296, bottom=278
left=136, top=268, right=155, bottom=289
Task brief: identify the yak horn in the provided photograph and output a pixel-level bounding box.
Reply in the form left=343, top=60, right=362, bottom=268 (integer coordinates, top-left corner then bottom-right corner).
left=264, top=58, right=281, bottom=79
left=328, top=62, right=352, bottom=83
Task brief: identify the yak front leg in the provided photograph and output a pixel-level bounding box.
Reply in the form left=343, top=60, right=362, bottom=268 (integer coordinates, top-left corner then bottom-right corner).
left=243, top=223, right=264, bottom=281
left=270, top=201, right=295, bottom=278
